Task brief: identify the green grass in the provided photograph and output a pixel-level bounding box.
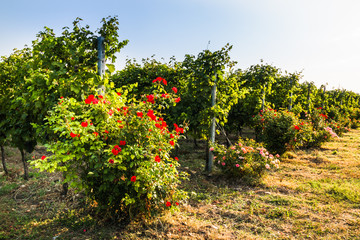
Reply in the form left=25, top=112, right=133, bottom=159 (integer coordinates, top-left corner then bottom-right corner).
left=0, top=182, right=19, bottom=196
left=304, top=178, right=360, bottom=203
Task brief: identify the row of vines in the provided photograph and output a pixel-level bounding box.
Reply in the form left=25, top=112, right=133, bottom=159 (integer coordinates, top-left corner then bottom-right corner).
left=1, top=17, right=360, bottom=221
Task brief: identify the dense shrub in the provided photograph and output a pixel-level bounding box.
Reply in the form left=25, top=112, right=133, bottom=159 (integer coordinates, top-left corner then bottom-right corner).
left=311, top=107, right=350, bottom=137
left=252, top=108, right=337, bottom=153
left=31, top=80, right=188, bottom=219
left=350, top=118, right=360, bottom=129
left=253, top=109, right=299, bottom=154
left=212, top=138, right=280, bottom=183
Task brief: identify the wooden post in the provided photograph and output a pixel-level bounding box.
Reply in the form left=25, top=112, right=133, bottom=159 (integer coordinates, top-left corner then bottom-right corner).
left=206, top=74, right=217, bottom=173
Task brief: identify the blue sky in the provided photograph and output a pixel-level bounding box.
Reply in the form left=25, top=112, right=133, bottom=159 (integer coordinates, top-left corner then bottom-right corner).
left=1, top=0, right=360, bottom=93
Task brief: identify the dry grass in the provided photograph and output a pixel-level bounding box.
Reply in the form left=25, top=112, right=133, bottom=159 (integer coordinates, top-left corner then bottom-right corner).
left=1, top=130, right=360, bottom=239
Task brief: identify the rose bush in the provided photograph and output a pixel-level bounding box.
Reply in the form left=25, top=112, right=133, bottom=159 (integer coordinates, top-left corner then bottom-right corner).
left=212, top=138, right=280, bottom=183
left=252, top=108, right=335, bottom=153
left=31, top=79, right=188, bottom=219
left=253, top=108, right=299, bottom=154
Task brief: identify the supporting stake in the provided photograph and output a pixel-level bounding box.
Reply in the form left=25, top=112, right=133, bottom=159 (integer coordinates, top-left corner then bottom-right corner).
left=97, top=36, right=105, bottom=76
left=307, top=83, right=311, bottom=112
left=97, top=36, right=106, bottom=95
left=206, top=74, right=217, bottom=173
left=322, top=86, right=326, bottom=109
left=261, top=87, right=265, bottom=111
left=288, top=79, right=293, bottom=111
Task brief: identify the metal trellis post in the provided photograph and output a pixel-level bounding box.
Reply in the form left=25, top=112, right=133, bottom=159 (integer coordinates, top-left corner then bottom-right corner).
left=289, top=79, right=293, bottom=111
left=206, top=74, right=217, bottom=173
left=307, top=83, right=311, bottom=112
left=322, top=86, right=326, bottom=109
left=97, top=36, right=105, bottom=94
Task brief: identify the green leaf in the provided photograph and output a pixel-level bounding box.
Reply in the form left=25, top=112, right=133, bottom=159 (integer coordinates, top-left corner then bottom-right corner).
left=106, top=64, right=115, bottom=73
left=70, top=85, right=80, bottom=94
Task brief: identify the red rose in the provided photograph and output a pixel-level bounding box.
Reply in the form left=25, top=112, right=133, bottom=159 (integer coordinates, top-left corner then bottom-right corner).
left=147, top=94, right=155, bottom=104
left=130, top=176, right=136, bottom=182
left=109, top=159, right=114, bottom=164
left=169, top=140, right=175, bottom=146
left=166, top=201, right=171, bottom=207
left=137, top=112, right=143, bottom=118
left=85, top=95, right=95, bottom=104
left=112, top=148, right=119, bottom=156
left=175, top=97, right=181, bottom=103
left=147, top=109, right=156, bottom=121
left=41, top=156, right=46, bottom=160
left=174, top=124, right=184, bottom=133
left=81, top=122, right=88, bottom=127
left=123, top=107, right=129, bottom=116
left=70, top=132, right=77, bottom=138
left=172, top=87, right=178, bottom=93
left=155, top=155, right=161, bottom=163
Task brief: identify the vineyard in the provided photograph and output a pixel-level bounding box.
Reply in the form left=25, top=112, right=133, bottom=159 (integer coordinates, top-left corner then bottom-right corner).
left=1, top=17, right=360, bottom=239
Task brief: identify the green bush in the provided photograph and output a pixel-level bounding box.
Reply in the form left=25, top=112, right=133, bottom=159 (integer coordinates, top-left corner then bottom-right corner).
left=212, top=138, right=280, bottom=183
left=327, top=119, right=349, bottom=137
left=312, top=107, right=350, bottom=136
left=253, top=108, right=336, bottom=153
left=253, top=109, right=298, bottom=154
left=301, top=108, right=331, bottom=147
left=31, top=80, right=188, bottom=219
left=350, top=118, right=360, bottom=129
left=349, top=108, right=360, bottom=121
